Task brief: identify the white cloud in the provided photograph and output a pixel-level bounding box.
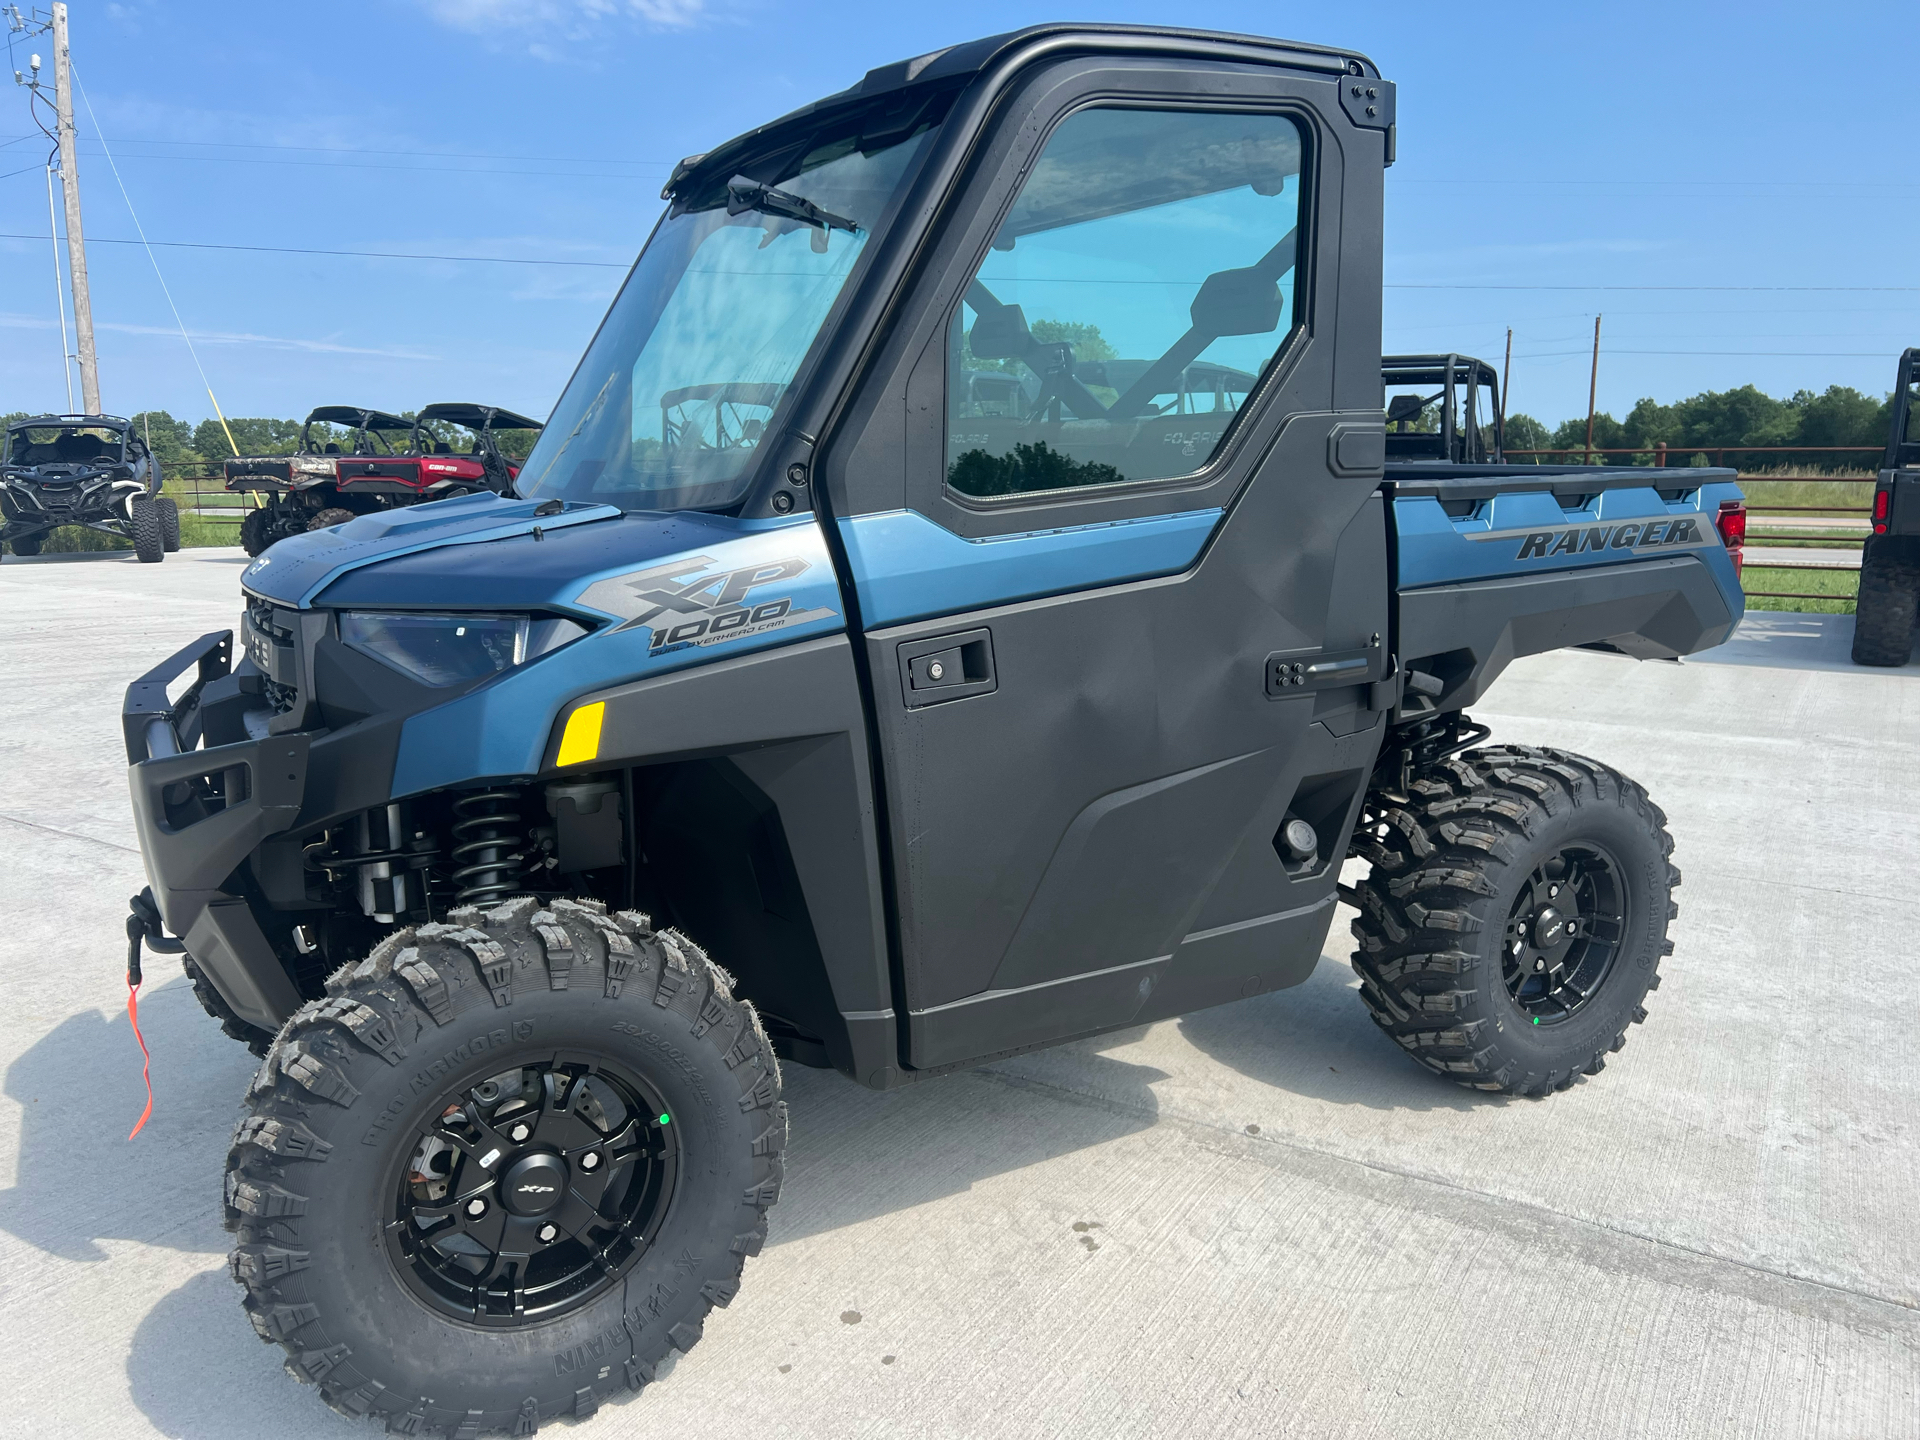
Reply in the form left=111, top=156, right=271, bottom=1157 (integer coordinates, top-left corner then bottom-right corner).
left=0, top=312, right=437, bottom=360
left=420, top=0, right=706, bottom=42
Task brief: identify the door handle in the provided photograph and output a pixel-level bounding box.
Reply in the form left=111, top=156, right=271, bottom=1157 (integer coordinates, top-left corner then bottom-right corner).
left=897, top=629, right=997, bottom=709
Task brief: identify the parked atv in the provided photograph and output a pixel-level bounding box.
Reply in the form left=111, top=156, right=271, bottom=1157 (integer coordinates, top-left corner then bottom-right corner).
left=343, top=401, right=542, bottom=505
left=122, top=25, right=1747, bottom=1435
left=1, top=413, right=177, bottom=561
left=1852, top=346, right=1920, bottom=665
left=227, top=406, right=413, bottom=556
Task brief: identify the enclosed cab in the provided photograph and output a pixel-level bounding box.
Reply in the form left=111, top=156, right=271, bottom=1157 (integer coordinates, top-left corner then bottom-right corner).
left=118, top=26, right=1747, bottom=1436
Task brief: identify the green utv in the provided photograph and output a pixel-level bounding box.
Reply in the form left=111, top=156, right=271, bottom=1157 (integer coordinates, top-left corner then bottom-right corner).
left=120, top=25, right=1746, bottom=1434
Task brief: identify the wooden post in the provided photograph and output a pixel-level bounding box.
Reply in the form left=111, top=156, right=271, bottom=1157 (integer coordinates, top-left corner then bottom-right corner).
left=52, top=3, right=99, bottom=414
left=1583, top=314, right=1602, bottom=465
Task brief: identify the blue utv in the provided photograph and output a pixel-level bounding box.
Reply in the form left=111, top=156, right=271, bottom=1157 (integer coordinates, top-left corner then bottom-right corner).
left=118, top=25, right=1747, bottom=1434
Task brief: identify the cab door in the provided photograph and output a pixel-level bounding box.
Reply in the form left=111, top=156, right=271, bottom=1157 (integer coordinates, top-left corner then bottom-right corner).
left=818, top=53, right=1392, bottom=1070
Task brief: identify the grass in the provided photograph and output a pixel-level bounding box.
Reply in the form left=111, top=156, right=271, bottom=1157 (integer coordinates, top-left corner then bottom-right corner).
left=1736, top=465, right=1874, bottom=519
left=1741, top=565, right=1858, bottom=614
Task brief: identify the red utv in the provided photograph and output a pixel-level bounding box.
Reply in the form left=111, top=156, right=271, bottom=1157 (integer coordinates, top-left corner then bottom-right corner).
left=340, top=402, right=543, bottom=507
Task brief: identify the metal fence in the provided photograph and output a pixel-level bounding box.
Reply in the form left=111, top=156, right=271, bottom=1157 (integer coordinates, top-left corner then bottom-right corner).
left=162, top=460, right=254, bottom=531
left=1506, top=444, right=1882, bottom=608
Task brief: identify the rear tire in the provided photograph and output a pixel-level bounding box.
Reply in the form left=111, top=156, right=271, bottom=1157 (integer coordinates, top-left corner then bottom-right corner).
left=1851, top=550, right=1918, bottom=666
left=224, top=897, right=784, bottom=1434
left=131, top=497, right=165, bottom=563
left=5, top=533, right=42, bottom=557
left=1348, top=744, right=1677, bottom=1097
left=307, top=507, right=356, bottom=531
left=158, top=496, right=181, bottom=552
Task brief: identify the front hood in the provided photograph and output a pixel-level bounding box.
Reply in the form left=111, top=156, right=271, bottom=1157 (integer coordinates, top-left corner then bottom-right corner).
left=239, top=492, right=847, bottom=795
left=241, top=492, right=623, bottom=606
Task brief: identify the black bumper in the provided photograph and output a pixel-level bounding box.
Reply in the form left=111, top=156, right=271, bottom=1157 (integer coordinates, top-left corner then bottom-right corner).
left=125, top=631, right=308, bottom=1030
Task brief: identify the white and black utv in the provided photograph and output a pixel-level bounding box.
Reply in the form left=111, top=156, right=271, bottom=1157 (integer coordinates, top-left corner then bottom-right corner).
left=0, top=413, right=178, bottom=561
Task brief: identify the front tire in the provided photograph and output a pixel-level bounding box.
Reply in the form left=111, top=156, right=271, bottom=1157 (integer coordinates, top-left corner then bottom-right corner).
left=1348, top=745, right=1677, bottom=1096
left=1851, top=548, right=1918, bottom=667
left=224, top=897, right=783, bottom=1434
left=131, top=497, right=165, bottom=563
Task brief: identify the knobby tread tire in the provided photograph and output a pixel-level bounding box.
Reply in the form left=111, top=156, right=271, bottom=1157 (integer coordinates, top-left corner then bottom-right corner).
left=7, top=532, right=42, bottom=557
left=131, top=497, right=164, bottom=563
left=158, top=496, right=182, bottom=551
left=1347, top=744, right=1678, bottom=1097
left=223, top=895, right=785, bottom=1436
left=185, top=956, right=277, bottom=1055
left=1851, top=553, right=1919, bottom=667
left=239, top=507, right=274, bottom=557
left=307, top=507, right=356, bottom=531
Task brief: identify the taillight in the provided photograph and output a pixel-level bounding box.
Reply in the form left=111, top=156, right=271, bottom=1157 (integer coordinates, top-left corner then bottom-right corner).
left=1873, top=487, right=1890, bottom=535
left=1716, top=499, right=1746, bottom=577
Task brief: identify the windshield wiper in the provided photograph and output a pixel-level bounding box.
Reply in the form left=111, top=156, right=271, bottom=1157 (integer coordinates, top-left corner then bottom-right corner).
left=726, top=175, right=859, bottom=236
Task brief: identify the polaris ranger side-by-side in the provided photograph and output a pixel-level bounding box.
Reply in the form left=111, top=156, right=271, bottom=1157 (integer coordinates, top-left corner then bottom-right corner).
left=1852, top=346, right=1920, bottom=665
left=1, top=414, right=178, bottom=561
left=121, top=26, right=1746, bottom=1434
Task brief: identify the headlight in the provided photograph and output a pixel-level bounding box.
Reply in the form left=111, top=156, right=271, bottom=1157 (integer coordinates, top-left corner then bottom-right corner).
left=339, top=611, right=587, bottom=687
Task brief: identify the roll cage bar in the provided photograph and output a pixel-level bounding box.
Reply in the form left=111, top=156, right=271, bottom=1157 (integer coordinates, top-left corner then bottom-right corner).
left=1383, top=353, right=1503, bottom=464
left=1888, top=348, right=1919, bottom=471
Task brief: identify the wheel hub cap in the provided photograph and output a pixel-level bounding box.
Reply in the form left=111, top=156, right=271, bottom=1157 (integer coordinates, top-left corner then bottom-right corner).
left=499, top=1151, right=569, bottom=1216
left=1501, top=847, right=1626, bottom=1025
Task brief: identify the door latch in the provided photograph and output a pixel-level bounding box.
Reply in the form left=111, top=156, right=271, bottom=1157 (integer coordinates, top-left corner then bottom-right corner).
left=897, top=629, right=996, bottom=709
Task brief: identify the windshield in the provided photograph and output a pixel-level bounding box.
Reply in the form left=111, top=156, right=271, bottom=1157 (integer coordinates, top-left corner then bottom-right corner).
left=517, top=99, right=946, bottom=512
left=5, top=424, right=127, bottom=467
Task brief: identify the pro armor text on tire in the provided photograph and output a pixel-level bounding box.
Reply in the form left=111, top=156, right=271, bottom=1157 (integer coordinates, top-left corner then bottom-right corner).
left=158, top=496, right=182, bottom=552
left=186, top=956, right=276, bottom=1055
left=131, top=497, right=165, bottom=563
left=1851, top=551, right=1918, bottom=667
left=308, top=507, right=356, bottom=531
left=224, top=896, right=784, bottom=1435
left=1348, top=745, right=1678, bottom=1096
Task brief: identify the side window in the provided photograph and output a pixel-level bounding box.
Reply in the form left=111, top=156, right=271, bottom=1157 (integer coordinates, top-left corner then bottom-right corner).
left=946, top=106, right=1307, bottom=499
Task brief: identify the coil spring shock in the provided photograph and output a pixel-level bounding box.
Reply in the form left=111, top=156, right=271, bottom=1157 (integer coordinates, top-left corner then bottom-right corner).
left=449, top=788, right=526, bottom=902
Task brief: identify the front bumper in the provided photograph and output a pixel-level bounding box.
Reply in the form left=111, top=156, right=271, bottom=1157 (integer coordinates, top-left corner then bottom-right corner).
left=124, top=631, right=307, bottom=1029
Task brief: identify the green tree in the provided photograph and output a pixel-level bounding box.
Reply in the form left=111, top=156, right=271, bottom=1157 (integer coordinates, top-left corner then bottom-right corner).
left=129, top=411, right=198, bottom=465
left=1501, top=412, right=1550, bottom=459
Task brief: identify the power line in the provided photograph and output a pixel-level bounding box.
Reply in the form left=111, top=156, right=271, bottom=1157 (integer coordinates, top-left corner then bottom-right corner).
left=0, top=130, right=668, bottom=166
left=0, top=230, right=628, bottom=267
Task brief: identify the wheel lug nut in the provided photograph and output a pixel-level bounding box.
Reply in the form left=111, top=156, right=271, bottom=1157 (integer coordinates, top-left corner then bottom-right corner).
left=1549, top=885, right=1559, bottom=897
left=509, top=1123, right=531, bottom=1143
left=466, top=1198, right=487, bottom=1217
left=580, top=1151, right=600, bottom=1171
left=538, top=1223, right=558, bottom=1244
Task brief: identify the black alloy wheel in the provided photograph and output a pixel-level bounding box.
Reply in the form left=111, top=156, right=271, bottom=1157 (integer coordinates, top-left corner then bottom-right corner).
left=390, top=1055, right=680, bottom=1325
left=1499, top=846, right=1625, bottom=1025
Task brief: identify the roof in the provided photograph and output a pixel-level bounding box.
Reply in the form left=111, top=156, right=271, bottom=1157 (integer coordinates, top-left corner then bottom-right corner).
left=1383, top=355, right=1500, bottom=387
left=416, top=403, right=544, bottom=431
left=6, top=413, right=131, bottom=431
left=667, top=24, right=1377, bottom=200
left=304, top=406, right=411, bottom=430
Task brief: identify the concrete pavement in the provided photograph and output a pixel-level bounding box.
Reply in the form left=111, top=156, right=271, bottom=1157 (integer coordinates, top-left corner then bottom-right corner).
left=0, top=549, right=1915, bottom=1439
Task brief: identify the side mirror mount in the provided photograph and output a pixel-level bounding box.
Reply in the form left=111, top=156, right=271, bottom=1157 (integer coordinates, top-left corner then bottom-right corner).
left=1188, top=266, right=1282, bottom=339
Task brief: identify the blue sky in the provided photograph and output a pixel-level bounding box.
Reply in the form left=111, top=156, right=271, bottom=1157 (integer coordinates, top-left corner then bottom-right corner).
left=0, top=0, right=1912, bottom=431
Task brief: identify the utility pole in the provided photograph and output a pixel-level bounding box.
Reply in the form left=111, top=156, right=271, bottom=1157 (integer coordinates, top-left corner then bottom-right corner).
left=51, top=2, right=98, bottom=414
left=1583, top=314, right=1602, bottom=466
left=1500, top=326, right=1512, bottom=441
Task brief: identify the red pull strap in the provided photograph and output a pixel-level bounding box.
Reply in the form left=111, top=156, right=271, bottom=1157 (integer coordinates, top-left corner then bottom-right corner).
left=127, top=979, right=154, bottom=1140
